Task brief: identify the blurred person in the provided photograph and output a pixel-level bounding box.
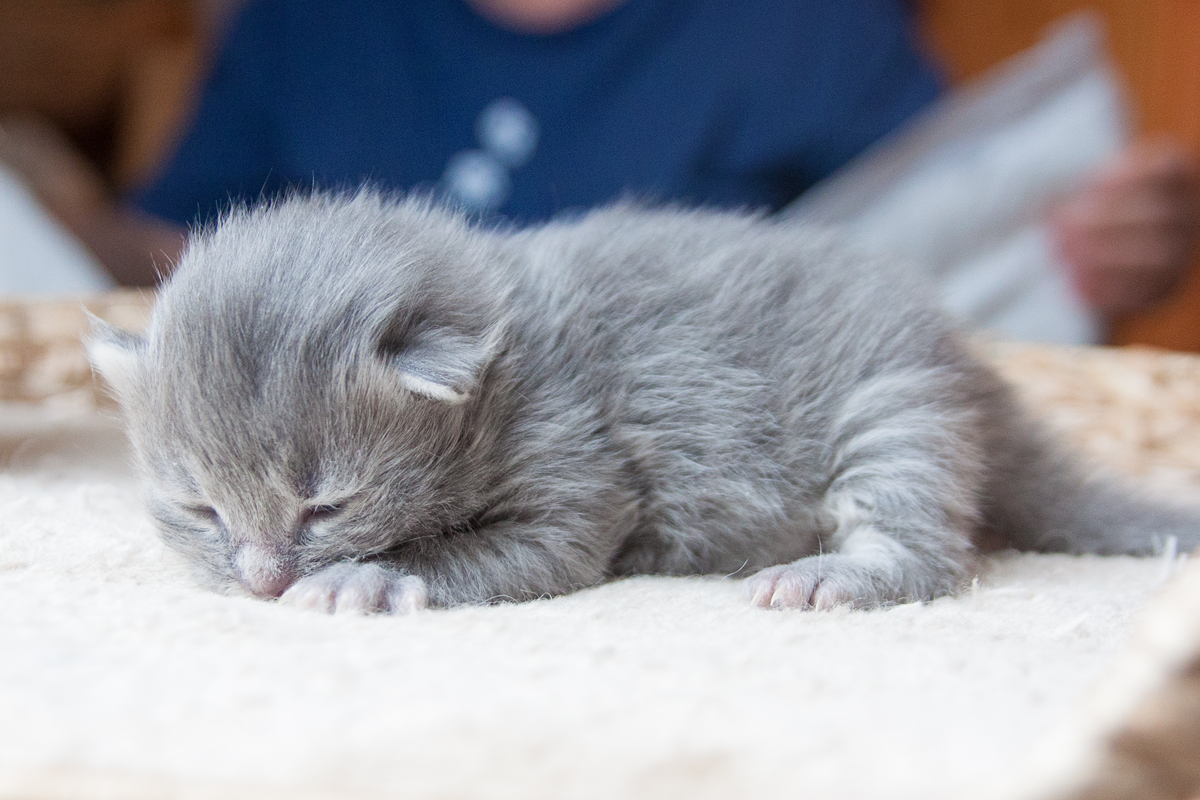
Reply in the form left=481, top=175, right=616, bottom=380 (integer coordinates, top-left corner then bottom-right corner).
left=1, top=0, right=1196, bottom=327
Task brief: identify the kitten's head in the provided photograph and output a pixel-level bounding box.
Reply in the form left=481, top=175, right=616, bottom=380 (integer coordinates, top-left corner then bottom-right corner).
left=89, top=192, right=509, bottom=597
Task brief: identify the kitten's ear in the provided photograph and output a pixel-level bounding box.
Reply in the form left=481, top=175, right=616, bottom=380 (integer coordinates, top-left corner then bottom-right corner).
left=84, top=313, right=146, bottom=399
left=378, top=323, right=499, bottom=405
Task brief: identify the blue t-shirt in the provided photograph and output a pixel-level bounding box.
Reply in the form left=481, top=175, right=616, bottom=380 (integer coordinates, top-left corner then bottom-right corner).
left=138, top=0, right=942, bottom=226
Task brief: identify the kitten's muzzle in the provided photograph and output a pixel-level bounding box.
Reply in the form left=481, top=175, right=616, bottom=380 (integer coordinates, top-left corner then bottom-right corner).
left=234, top=545, right=297, bottom=598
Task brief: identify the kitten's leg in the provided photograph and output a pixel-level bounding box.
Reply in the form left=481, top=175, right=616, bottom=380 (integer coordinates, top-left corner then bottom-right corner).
left=282, top=514, right=618, bottom=613
left=385, top=515, right=620, bottom=607
left=280, top=562, right=428, bottom=615
left=746, top=368, right=984, bottom=609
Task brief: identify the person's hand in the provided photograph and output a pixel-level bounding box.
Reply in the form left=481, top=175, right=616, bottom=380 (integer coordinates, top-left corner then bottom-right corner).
left=1050, top=138, right=1200, bottom=317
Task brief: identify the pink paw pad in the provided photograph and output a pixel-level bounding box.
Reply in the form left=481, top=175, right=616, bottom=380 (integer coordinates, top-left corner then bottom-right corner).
left=743, top=556, right=883, bottom=610
left=280, top=563, right=429, bottom=615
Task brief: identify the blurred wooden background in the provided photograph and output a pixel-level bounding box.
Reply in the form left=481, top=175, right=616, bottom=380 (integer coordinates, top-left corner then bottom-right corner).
left=1, top=0, right=1198, bottom=350
left=0, top=0, right=198, bottom=189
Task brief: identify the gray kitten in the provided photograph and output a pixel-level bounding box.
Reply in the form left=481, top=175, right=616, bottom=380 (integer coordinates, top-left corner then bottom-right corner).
left=88, top=191, right=1200, bottom=614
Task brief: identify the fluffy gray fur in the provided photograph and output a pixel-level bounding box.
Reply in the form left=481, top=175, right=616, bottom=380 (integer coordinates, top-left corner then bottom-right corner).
left=88, top=191, right=1200, bottom=614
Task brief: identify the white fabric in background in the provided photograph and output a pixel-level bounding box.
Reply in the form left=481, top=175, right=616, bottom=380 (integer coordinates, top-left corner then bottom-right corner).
left=787, top=15, right=1123, bottom=345
left=0, top=162, right=113, bottom=296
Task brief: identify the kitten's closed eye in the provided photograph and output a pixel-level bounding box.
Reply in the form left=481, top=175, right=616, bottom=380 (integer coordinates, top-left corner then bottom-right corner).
left=299, top=503, right=344, bottom=526
left=183, top=504, right=221, bottom=524
left=296, top=503, right=346, bottom=546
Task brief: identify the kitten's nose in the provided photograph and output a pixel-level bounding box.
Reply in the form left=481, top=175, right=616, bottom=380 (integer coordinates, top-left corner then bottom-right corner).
left=234, top=545, right=296, bottom=598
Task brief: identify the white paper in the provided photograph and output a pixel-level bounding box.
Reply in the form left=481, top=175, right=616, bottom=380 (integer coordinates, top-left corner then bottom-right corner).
left=785, top=14, right=1126, bottom=344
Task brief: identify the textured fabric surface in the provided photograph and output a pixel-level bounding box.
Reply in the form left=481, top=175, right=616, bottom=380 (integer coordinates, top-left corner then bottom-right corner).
left=0, top=389, right=1190, bottom=800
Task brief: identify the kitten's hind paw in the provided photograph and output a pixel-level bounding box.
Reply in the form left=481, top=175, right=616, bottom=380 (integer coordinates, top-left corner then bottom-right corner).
left=279, top=562, right=428, bottom=615
left=743, top=554, right=911, bottom=611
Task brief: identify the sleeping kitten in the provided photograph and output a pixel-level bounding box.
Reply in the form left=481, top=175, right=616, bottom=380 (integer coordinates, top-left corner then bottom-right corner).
left=88, top=191, right=1200, bottom=614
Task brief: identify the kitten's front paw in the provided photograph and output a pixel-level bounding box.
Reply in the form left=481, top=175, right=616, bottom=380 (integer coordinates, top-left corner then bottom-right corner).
left=279, top=562, right=428, bottom=615
left=744, top=554, right=910, bottom=611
